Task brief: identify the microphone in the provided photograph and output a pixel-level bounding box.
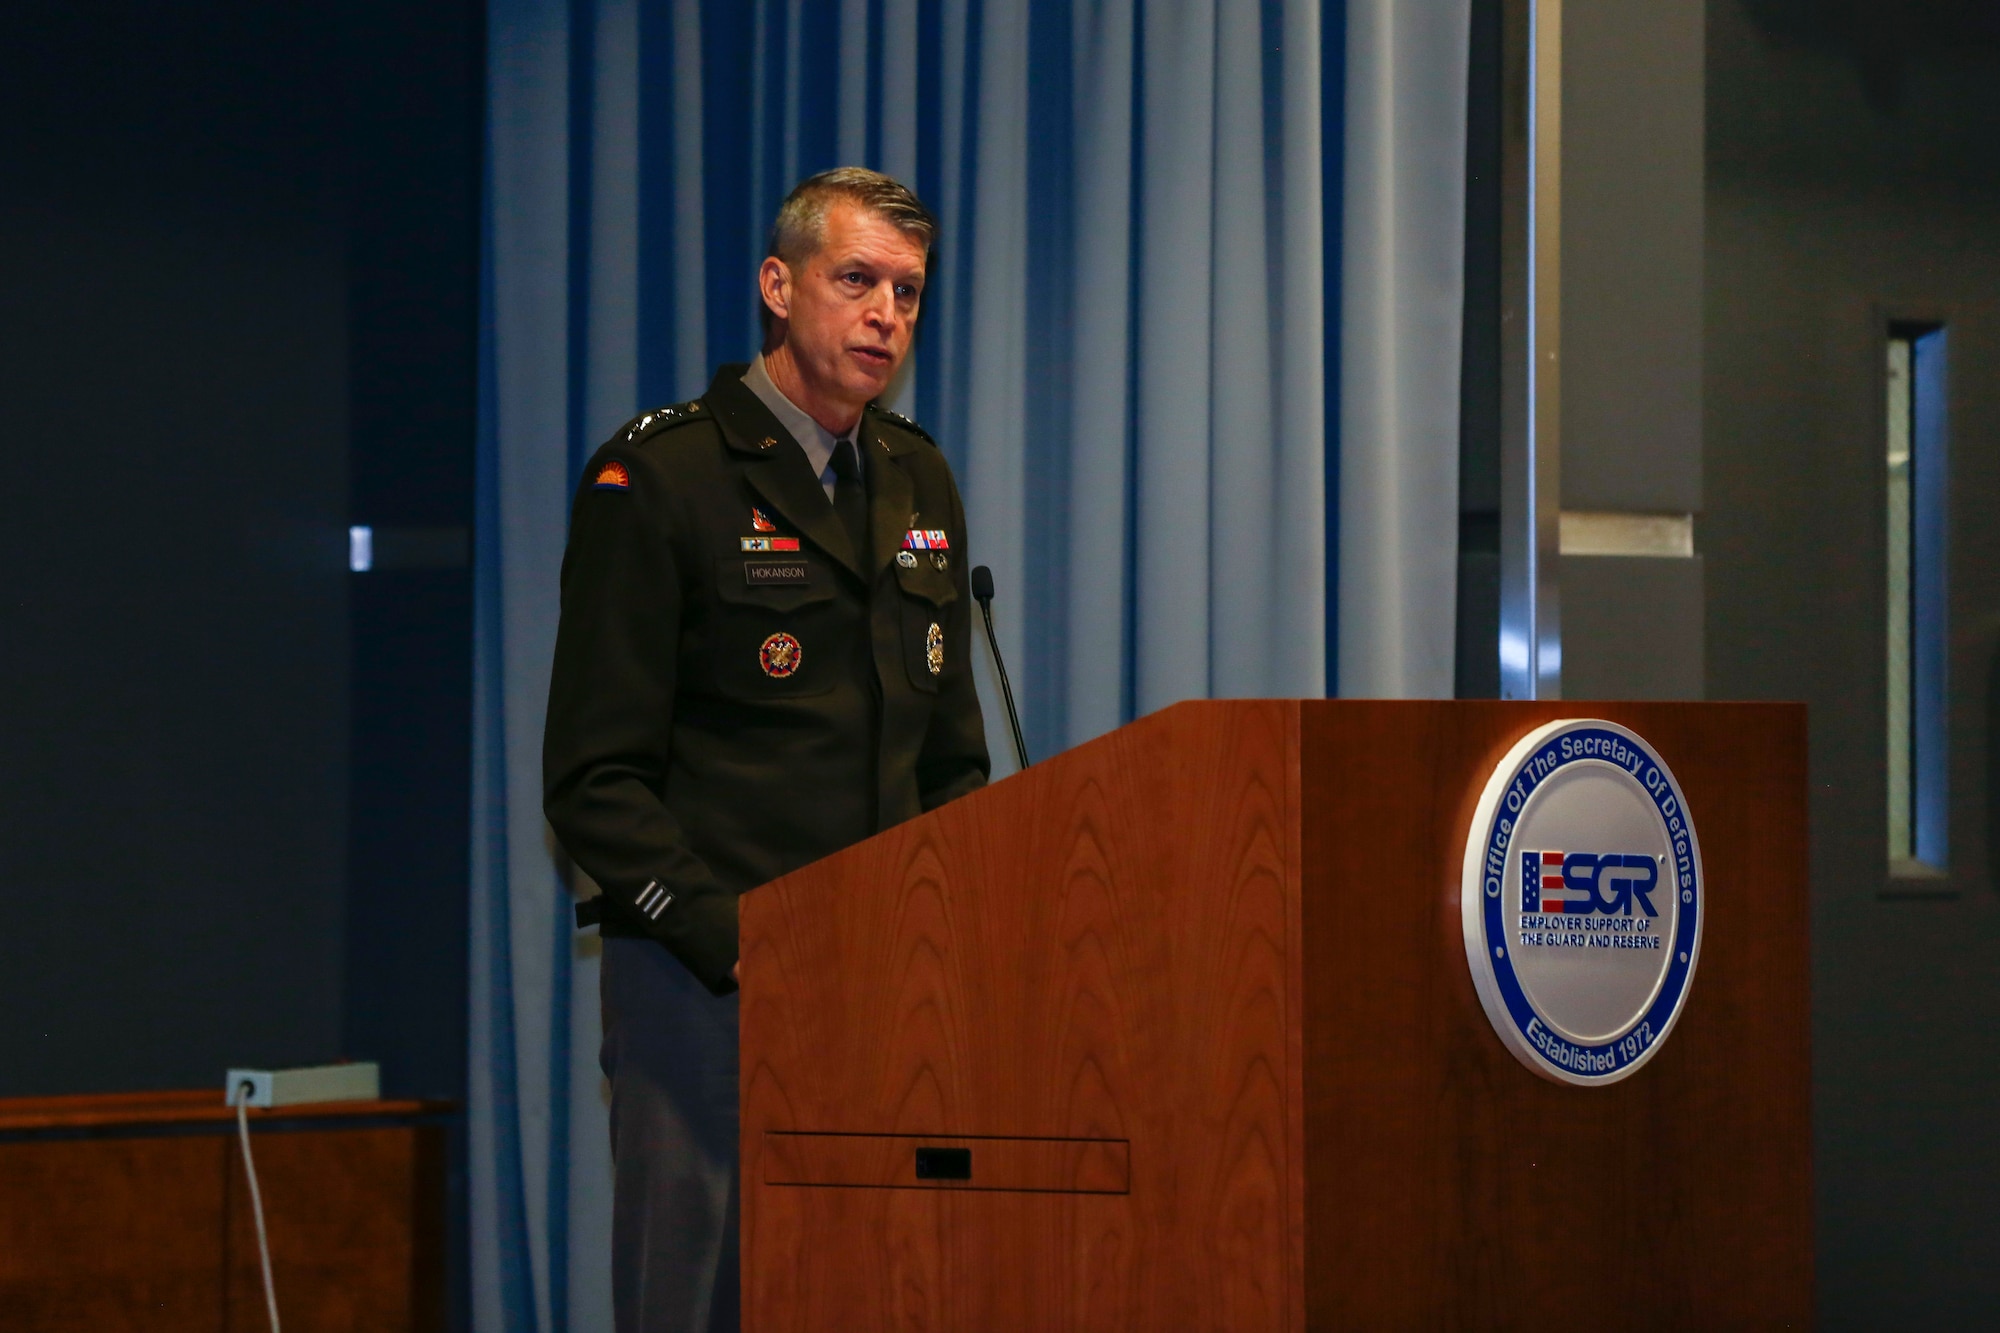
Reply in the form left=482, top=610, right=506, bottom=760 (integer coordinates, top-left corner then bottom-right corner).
left=970, top=565, right=1030, bottom=770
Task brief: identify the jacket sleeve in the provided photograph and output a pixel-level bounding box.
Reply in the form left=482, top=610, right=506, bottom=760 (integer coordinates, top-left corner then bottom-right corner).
left=542, top=443, right=739, bottom=994
left=916, top=466, right=991, bottom=811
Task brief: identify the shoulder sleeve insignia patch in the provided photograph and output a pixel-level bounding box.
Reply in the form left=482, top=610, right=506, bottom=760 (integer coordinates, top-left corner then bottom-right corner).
left=593, top=460, right=631, bottom=491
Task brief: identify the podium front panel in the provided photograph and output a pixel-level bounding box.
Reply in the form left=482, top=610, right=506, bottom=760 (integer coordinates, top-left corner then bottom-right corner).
left=740, top=700, right=1811, bottom=1329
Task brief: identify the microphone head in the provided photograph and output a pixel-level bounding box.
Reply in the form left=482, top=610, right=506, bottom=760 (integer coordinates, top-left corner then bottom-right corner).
left=970, top=564, right=996, bottom=602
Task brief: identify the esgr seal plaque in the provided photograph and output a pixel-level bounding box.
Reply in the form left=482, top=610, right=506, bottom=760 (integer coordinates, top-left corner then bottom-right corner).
left=1460, top=718, right=1703, bottom=1085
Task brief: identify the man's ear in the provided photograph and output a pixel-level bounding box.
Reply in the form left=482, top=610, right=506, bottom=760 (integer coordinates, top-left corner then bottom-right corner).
left=758, top=256, right=792, bottom=324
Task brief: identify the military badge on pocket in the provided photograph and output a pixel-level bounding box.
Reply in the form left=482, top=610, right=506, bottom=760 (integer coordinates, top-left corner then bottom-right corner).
left=760, top=632, right=803, bottom=679
left=925, top=622, right=943, bottom=676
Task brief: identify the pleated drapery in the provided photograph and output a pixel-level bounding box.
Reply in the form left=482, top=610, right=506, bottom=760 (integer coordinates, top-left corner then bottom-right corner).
left=1338, top=0, right=1470, bottom=697
left=474, top=2, right=1466, bottom=1328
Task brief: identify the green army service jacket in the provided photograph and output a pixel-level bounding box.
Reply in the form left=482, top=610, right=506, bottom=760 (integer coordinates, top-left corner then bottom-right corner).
left=543, top=365, right=990, bottom=995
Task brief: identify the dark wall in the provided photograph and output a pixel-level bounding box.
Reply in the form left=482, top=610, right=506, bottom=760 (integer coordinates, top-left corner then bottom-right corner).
left=1563, top=0, right=1706, bottom=517
left=1705, top=0, right=2000, bottom=1322
left=1558, top=0, right=1708, bottom=705
left=339, top=4, right=482, bottom=1106
left=0, top=4, right=478, bottom=1103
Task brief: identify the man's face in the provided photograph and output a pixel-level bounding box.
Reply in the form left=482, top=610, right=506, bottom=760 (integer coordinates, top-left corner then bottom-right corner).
left=762, top=200, right=927, bottom=412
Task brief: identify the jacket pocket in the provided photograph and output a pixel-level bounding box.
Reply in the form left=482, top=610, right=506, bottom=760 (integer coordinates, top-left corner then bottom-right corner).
left=710, top=567, right=851, bottom=700
left=893, top=564, right=957, bottom=694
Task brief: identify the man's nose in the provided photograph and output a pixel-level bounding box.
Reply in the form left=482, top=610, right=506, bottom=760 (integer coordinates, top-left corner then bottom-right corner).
left=863, top=282, right=899, bottom=327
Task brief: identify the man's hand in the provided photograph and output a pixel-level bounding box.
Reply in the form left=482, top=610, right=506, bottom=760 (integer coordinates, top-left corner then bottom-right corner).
left=732, top=961, right=740, bottom=985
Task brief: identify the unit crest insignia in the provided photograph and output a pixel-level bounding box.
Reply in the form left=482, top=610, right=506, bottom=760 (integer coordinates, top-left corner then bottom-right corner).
left=759, top=632, right=803, bottom=679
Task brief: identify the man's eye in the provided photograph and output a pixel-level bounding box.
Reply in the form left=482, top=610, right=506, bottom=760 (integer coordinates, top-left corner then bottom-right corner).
left=842, top=272, right=866, bottom=285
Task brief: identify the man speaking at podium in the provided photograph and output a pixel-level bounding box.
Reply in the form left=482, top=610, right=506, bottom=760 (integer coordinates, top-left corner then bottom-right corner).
left=543, top=168, right=989, bottom=1332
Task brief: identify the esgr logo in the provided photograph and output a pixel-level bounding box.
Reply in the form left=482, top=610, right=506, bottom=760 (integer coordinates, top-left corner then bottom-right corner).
left=1460, top=719, right=1704, bottom=1086
left=1520, top=850, right=1660, bottom=917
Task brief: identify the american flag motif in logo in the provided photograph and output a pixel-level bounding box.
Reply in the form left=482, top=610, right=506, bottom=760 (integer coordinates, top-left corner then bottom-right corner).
left=1523, top=850, right=1586, bottom=913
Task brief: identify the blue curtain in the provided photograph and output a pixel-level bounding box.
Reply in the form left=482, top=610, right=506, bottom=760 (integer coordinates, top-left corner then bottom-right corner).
left=473, top=1, right=1462, bottom=1327
left=1339, top=0, right=1469, bottom=697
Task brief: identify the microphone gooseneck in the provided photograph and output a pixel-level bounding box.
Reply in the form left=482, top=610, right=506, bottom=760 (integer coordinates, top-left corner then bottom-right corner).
left=970, top=565, right=1030, bottom=771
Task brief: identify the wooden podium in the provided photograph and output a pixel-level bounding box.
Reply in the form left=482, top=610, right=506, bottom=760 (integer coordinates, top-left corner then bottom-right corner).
left=740, top=701, right=1812, bottom=1329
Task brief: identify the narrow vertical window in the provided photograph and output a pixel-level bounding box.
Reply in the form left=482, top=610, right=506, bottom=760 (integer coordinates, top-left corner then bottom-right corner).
left=1887, top=323, right=1949, bottom=875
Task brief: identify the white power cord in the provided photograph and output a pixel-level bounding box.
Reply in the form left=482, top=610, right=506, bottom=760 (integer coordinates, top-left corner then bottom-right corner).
left=235, top=1082, right=283, bottom=1333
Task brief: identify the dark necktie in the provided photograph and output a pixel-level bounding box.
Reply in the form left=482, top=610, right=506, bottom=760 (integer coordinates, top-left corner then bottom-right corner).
left=830, top=437, right=869, bottom=568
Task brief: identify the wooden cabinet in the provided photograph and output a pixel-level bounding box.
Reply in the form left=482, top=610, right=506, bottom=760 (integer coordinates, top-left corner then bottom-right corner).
left=0, top=1090, right=448, bottom=1332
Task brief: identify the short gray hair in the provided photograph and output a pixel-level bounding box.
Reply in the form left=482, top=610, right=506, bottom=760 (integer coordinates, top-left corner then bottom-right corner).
left=767, top=167, right=937, bottom=267
left=761, top=168, right=937, bottom=337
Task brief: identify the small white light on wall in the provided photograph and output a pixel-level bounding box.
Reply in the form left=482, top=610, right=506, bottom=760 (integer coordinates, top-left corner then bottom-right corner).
left=349, top=525, right=374, bottom=572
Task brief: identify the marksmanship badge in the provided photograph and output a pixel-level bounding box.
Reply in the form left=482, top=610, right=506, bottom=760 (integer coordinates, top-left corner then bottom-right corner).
left=1460, top=718, right=1704, bottom=1085
left=759, top=632, right=803, bottom=679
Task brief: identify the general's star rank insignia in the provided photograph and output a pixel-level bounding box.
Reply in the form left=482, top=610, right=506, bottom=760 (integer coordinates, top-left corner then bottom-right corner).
left=750, top=506, right=777, bottom=532
left=593, top=460, right=631, bottom=491
left=760, top=631, right=803, bottom=678
left=925, top=622, right=944, bottom=675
